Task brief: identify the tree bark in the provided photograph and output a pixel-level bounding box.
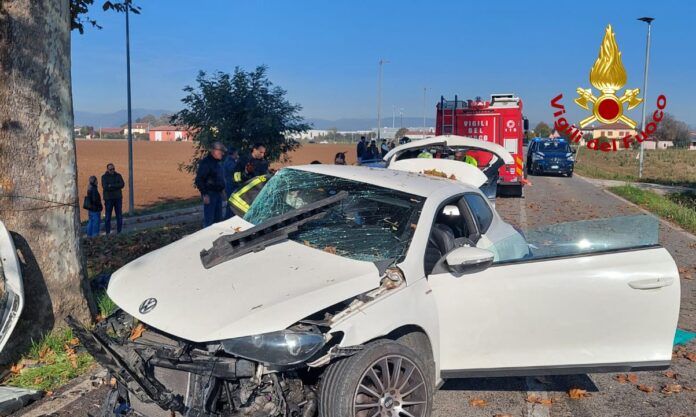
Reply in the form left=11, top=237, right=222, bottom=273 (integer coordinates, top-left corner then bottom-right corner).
left=0, top=0, right=94, bottom=364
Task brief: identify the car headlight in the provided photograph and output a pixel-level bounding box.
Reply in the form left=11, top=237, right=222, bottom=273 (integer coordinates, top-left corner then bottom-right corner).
left=531, top=152, right=545, bottom=161
left=221, top=330, right=326, bottom=365
left=566, top=152, right=574, bottom=161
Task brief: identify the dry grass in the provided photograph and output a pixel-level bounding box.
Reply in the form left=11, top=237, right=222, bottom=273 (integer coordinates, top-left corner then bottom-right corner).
left=574, top=148, right=696, bottom=188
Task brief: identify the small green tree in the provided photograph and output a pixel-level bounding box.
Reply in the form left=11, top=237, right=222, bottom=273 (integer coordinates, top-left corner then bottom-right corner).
left=172, top=66, right=310, bottom=173
left=534, top=121, right=551, bottom=138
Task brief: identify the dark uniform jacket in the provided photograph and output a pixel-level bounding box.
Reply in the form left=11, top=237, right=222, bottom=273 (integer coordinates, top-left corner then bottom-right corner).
left=195, top=154, right=226, bottom=196
left=86, top=185, right=103, bottom=212
left=233, top=155, right=269, bottom=185
left=101, top=172, right=125, bottom=201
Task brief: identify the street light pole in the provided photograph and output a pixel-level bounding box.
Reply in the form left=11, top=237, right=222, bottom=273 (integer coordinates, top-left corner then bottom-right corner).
left=423, top=87, right=427, bottom=137
left=638, top=17, right=654, bottom=179
left=377, top=59, right=388, bottom=140
left=125, top=0, right=135, bottom=212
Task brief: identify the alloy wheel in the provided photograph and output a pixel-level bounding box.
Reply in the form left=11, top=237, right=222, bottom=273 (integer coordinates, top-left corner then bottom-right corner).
left=353, top=354, right=428, bottom=417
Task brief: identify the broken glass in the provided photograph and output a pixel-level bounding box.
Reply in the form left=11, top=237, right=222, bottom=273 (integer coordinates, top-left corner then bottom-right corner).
left=244, top=169, right=423, bottom=263
left=490, top=214, right=660, bottom=263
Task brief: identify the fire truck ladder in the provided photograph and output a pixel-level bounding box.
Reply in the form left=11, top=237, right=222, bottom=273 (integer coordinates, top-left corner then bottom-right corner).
left=439, top=95, right=459, bottom=135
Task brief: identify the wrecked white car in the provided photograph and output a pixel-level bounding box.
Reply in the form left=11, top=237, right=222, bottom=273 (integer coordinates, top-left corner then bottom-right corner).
left=69, top=165, right=680, bottom=417
left=0, top=221, right=24, bottom=354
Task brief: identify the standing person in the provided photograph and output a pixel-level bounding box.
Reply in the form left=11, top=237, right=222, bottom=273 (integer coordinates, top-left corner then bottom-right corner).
left=233, top=143, right=269, bottom=186
left=365, top=140, right=379, bottom=160
left=84, top=176, right=103, bottom=238
left=101, top=163, right=125, bottom=234
left=356, top=136, right=367, bottom=164
left=223, top=147, right=240, bottom=219
left=380, top=139, right=389, bottom=157
left=334, top=152, right=346, bottom=165
left=195, top=141, right=227, bottom=227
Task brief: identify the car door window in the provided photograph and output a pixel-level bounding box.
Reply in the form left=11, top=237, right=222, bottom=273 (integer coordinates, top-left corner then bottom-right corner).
left=463, top=194, right=493, bottom=233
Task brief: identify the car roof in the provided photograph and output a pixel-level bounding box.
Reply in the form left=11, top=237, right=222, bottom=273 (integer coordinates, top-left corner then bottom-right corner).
left=289, top=164, right=478, bottom=198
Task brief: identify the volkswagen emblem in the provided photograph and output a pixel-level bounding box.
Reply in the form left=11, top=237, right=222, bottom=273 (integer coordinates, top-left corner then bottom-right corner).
left=139, top=298, right=157, bottom=314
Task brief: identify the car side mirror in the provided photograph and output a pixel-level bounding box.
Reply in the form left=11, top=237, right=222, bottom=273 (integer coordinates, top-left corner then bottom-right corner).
left=445, top=246, right=494, bottom=275
left=572, top=148, right=577, bottom=154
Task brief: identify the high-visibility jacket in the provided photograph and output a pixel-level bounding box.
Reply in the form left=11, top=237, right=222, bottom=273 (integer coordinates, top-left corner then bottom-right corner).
left=464, top=154, right=478, bottom=167
left=228, top=175, right=270, bottom=217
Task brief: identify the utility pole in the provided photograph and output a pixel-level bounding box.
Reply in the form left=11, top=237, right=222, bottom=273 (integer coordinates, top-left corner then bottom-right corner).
left=638, top=17, right=654, bottom=179
left=423, top=87, right=427, bottom=137
left=377, top=59, right=388, bottom=140
left=392, top=105, right=396, bottom=128
left=399, top=108, right=404, bottom=129
left=125, top=0, right=135, bottom=212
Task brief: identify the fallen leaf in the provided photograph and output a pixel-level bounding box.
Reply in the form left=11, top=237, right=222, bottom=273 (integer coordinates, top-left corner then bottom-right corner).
left=637, top=384, right=654, bottom=393
left=468, top=398, right=487, bottom=407
left=627, top=373, right=638, bottom=384
left=110, top=377, right=117, bottom=386
left=494, top=414, right=514, bottom=417
left=663, top=371, right=678, bottom=379
left=410, top=223, right=417, bottom=230
left=682, top=385, right=696, bottom=391
left=568, top=388, right=591, bottom=399
left=44, top=391, right=53, bottom=397
left=685, top=352, right=696, bottom=362
left=233, top=227, right=242, bottom=232
left=614, top=374, right=628, bottom=383
left=661, top=384, right=682, bottom=395
left=10, top=363, right=24, bottom=374
left=38, top=345, right=52, bottom=360
left=33, top=377, right=43, bottom=385
left=68, top=354, right=78, bottom=369
left=129, top=323, right=146, bottom=341
left=68, top=337, right=80, bottom=346
left=525, top=394, right=553, bottom=406
left=323, top=246, right=337, bottom=254
left=95, top=314, right=105, bottom=323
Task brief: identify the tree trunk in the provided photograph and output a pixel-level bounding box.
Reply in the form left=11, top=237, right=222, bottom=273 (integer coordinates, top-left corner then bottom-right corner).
left=0, top=0, right=94, bottom=364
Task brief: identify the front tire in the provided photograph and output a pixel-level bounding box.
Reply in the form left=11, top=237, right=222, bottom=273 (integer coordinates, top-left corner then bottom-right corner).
left=319, top=340, right=433, bottom=417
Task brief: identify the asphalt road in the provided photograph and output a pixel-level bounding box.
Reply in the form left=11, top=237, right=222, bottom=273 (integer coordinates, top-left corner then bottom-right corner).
left=15, top=174, right=696, bottom=417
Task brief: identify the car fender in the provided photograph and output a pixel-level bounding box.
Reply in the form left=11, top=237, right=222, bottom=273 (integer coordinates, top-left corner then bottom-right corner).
left=328, top=278, right=442, bottom=385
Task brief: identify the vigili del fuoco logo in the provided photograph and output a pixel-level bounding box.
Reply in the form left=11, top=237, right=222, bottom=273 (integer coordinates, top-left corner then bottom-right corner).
left=550, top=24, right=667, bottom=152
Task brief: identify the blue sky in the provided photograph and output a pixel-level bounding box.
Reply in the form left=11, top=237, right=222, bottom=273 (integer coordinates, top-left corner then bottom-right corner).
left=71, top=0, right=696, bottom=127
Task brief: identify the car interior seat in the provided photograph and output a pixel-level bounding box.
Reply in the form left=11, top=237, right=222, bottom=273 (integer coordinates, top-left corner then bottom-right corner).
left=424, top=223, right=456, bottom=275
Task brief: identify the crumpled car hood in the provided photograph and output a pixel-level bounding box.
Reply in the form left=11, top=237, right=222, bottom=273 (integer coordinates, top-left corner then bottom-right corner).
left=107, top=218, right=381, bottom=342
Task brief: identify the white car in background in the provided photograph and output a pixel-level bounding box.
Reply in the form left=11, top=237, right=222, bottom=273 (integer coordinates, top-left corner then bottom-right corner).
left=383, top=135, right=517, bottom=202
left=68, top=165, right=680, bottom=417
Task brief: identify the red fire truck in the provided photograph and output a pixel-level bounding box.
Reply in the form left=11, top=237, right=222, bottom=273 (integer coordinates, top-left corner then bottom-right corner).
left=435, top=93, right=528, bottom=197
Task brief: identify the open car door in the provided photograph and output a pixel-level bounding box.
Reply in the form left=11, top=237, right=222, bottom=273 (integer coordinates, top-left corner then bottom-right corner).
left=383, top=135, right=515, bottom=201
left=0, top=221, right=24, bottom=353
left=427, top=215, right=680, bottom=377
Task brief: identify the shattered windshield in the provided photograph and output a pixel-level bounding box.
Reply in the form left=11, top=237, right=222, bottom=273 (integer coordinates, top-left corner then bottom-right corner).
left=244, top=169, right=424, bottom=263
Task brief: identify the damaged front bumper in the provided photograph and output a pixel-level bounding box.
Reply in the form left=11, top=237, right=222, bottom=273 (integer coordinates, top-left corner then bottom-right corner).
left=67, top=312, right=313, bottom=417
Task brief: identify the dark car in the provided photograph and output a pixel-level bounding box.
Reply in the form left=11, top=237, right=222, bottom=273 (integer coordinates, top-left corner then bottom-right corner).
left=527, top=138, right=575, bottom=177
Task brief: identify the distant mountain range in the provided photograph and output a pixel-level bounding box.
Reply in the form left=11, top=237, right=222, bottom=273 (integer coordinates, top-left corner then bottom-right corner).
left=75, top=109, right=436, bottom=131
left=307, top=117, right=436, bottom=131
left=75, top=109, right=173, bottom=127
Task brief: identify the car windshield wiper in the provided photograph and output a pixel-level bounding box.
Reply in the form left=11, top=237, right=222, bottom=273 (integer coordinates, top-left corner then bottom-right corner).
left=200, top=191, right=349, bottom=269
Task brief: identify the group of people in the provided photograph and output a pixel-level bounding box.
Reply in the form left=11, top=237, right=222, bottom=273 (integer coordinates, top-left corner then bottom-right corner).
left=195, top=142, right=270, bottom=227
left=83, top=163, right=126, bottom=238
left=356, top=136, right=395, bottom=163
